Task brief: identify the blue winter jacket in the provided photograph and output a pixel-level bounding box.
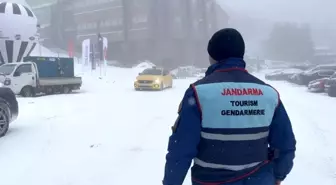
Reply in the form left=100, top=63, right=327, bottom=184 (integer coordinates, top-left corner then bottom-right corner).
left=163, top=58, right=296, bottom=185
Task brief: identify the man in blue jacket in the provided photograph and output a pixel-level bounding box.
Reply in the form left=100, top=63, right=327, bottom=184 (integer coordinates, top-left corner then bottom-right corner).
left=163, top=28, right=296, bottom=185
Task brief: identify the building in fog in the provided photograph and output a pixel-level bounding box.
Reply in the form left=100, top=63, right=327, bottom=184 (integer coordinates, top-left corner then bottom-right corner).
left=26, top=0, right=229, bottom=67
left=25, top=0, right=56, bottom=44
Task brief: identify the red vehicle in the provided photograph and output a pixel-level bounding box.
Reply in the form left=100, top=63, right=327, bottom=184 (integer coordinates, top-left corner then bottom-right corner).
left=308, top=77, right=330, bottom=92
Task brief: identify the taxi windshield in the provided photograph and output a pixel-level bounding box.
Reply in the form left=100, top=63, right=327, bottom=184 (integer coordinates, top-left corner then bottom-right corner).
left=140, top=69, right=163, bottom=75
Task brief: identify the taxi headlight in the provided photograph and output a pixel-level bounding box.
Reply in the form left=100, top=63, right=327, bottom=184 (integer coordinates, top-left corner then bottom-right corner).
left=154, top=79, right=160, bottom=83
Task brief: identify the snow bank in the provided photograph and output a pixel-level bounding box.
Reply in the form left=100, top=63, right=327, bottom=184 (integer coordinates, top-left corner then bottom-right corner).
left=106, top=60, right=124, bottom=68
left=132, top=60, right=155, bottom=72
left=132, top=61, right=155, bottom=69
left=130, top=60, right=156, bottom=75
left=29, top=44, right=69, bottom=57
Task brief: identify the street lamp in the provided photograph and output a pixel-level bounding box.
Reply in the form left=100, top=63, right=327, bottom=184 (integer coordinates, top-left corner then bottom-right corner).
left=36, top=23, right=42, bottom=56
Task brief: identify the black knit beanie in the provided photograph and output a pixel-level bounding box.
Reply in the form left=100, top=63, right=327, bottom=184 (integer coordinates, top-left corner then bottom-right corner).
left=207, top=28, right=245, bottom=62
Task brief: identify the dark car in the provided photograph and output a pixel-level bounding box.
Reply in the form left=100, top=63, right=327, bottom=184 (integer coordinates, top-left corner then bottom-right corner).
left=291, top=64, right=336, bottom=85
left=171, top=67, right=195, bottom=79
left=324, top=72, right=336, bottom=97
left=289, top=63, right=317, bottom=70
left=308, top=77, right=330, bottom=92
left=265, top=68, right=303, bottom=81
left=0, top=87, right=18, bottom=137
left=174, top=70, right=191, bottom=79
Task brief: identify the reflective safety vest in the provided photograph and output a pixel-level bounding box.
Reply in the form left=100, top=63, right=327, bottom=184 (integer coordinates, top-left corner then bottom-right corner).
left=191, top=71, right=279, bottom=183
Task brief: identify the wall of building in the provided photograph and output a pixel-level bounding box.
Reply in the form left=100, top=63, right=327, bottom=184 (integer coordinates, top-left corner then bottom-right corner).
left=26, top=0, right=229, bottom=67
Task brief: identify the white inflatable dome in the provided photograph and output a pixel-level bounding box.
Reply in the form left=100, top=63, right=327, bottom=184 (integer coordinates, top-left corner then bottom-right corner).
left=0, top=1, right=37, bottom=40
left=0, top=1, right=38, bottom=64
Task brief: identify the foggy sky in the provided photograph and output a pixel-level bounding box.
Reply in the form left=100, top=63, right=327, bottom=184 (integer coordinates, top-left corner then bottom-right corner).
left=13, top=0, right=335, bottom=25
left=8, top=0, right=28, bottom=6
left=219, top=0, right=335, bottom=25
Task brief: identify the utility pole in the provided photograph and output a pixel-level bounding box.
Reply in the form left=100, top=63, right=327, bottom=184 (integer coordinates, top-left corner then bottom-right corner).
left=121, top=0, right=131, bottom=64
left=122, top=0, right=130, bottom=42
left=200, top=0, right=209, bottom=38
left=185, top=0, right=194, bottom=66
left=210, top=0, right=218, bottom=32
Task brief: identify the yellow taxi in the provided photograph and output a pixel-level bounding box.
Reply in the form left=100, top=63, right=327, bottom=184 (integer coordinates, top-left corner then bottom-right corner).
left=134, top=67, right=173, bottom=91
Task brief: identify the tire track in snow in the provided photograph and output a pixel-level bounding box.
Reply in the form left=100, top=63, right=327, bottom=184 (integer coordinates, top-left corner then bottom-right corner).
left=109, top=81, right=188, bottom=184
left=285, top=100, right=336, bottom=183
left=0, top=117, right=56, bottom=185
left=111, top=116, right=172, bottom=185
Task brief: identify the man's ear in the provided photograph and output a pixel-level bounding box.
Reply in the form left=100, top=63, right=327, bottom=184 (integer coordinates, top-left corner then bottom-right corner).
left=172, top=101, right=183, bottom=133
left=209, top=55, right=217, bottom=65
left=171, top=115, right=181, bottom=133
left=177, top=101, right=182, bottom=114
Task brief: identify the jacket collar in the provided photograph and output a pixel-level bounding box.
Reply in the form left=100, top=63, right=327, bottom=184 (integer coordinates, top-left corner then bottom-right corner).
left=205, top=58, right=247, bottom=76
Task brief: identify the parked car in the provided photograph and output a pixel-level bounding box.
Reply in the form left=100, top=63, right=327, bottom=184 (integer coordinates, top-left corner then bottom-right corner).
left=287, top=73, right=300, bottom=83
left=174, top=69, right=193, bottom=79
left=291, top=67, right=336, bottom=85
left=134, top=67, right=173, bottom=91
left=288, top=63, right=317, bottom=70
left=265, top=68, right=303, bottom=81
left=308, top=77, right=329, bottom=92
left=324, top=72, right=336, bottom=97
left=170, top=66, right=202, bottom=79
left=0, top=87, right=18, bottom=137
left=308, top=63, right=336, bottom=71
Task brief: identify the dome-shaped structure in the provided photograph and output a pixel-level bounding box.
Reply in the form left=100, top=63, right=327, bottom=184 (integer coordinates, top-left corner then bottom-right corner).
left=0, top=1, right=38, bottom=64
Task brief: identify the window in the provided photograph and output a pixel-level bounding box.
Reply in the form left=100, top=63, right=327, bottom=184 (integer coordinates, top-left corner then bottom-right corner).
left=318, top=65, right=336, bottom=71
left=141, top=69, right=163, bottom=75
left=107, top=20, right=113, bottom=26
left=82, top=23, right=86, bottom=30
left=0, top=64, right=16, bottom=75
left=117, top=18, right=123, bottom=25
left=15, top=64, right=32, bottom=74
left=102, top=20, right=108, bottom=27
left=133, top=16, right=147, bottom=24
left=318, top=70, right=335, bottom=77
left=163, top=70, right=170, bottom=75
left=330, top=72, right=336, bottom=78
left=329, top=66, right=336, bottom=70
left=65, top=27, right=75, bottom=31
left=86, top=23, right=91, bottom=29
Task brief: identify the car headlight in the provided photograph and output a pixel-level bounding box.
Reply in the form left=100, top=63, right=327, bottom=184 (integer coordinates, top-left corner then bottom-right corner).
left=154, top=79, right=160, bottom=83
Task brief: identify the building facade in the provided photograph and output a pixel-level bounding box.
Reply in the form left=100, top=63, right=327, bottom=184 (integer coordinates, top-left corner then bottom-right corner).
left=26, top=0, right=229, bottom=67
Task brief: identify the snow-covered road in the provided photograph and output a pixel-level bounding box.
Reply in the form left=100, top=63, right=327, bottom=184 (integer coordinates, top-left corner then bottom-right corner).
left=0, top=69, right=335, bottom=185
left=263, top=79, right=336, bottom=185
